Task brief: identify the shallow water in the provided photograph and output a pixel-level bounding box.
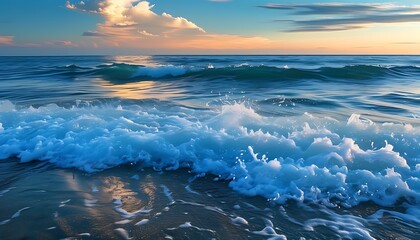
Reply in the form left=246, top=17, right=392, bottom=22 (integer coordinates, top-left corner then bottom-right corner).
left=0, top=55, right=419, bottom=239
left=1, top=158, right=419, bottom=240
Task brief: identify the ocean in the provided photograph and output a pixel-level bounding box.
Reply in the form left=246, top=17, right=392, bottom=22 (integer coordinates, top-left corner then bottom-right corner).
left=0, top=55, right=419, bottom=239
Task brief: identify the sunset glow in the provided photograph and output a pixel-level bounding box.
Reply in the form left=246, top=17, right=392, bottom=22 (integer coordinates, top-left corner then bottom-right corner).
left=1, top=0, right=420, bottom=55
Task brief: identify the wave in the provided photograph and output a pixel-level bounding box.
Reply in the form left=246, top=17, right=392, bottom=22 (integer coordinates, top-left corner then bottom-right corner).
left=24, top=63, right=420, bottom=82
left=0, top=100, right=419, bottom=209
left=95, top=63, right=188, bottom=80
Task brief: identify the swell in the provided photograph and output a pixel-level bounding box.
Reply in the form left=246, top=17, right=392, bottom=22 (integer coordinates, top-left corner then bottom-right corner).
left=7, top=63, right=419, bottom=82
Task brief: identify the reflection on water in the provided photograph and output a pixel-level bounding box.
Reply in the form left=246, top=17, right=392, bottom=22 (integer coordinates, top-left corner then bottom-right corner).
left=108, top=55, right=159, bottom=67
left=95, top=78, right=184, bottom=100
left=140, top=175, right=157, bottom=210
left=102, top=176, right=135, bottom=199
left=1, top=160, right=419, bottom=239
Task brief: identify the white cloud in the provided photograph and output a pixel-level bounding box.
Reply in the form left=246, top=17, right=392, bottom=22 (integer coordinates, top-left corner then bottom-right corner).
left=66, top=0, right=273, bottom=51
left=68, top=0, right=204, bottom=36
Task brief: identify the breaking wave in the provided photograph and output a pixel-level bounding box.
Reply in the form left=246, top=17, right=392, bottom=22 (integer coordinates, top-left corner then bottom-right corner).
left=0, top=100, right=419, bottom=208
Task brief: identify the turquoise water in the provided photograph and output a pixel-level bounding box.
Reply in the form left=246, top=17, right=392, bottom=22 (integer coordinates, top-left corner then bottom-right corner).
left=0, top=55, right=419, bottom=239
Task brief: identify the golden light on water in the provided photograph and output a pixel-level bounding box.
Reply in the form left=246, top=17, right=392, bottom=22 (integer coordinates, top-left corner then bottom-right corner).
left=96, top=78, right=183, bottom=100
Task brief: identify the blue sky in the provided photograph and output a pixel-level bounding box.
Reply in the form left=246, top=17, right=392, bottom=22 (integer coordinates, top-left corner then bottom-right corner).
left=0, top=0, right=419, bottom=55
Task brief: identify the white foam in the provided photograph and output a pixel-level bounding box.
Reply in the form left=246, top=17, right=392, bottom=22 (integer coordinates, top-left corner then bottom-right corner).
left=60, top=199, right=71, bottom=204
left=11, top=207, right=30, bottom=218
left=170, top=222, right=216, bottom=233
left=179, top=222, right=193, bottom=228
left=60, top=199, right=71, bottom=207
left=134, top=219, right=149, bottom=226
left=115, top=219, right=132, bottom=225
left=0, top=100, right=15, bottom=112
left=114, top=228, right=131, bottom=240
left=84, top=199, right=98, bottom=207
left=204, top=206, right=227, bottom=215
left=0, top=207, right=30, bottom=226
left=231, top=216, right=248, bottom=225
left=161, top=185, right=175, bottom=204
left=0, top=187, right=16, bottom=197
left=78, top=233, right=91, bottom=236
left=304, top=207, right=374, bottom=240
left=0, top=219, right=10, bottom=225
left=0, top=102, right=418, bottom=210
left=252, top=226, right=287, bottom=240
left=113, top=198, right=152, bottom=218
left=185, top=185, right=200, bottom=195
left=368, top=207, right=420, bottom=225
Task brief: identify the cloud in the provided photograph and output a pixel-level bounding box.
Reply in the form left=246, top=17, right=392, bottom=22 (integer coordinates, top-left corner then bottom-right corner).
left=82, top=31, right=114, bottom=37
left=0, top=36, right=78, bottom=48
left=260, top=3, right=420, bottom=32
left=66, top=0, right=104, bottom=13
left=67, top=0, right=204, bottom=36
left=0, top=36, right=14, bottom=45
left=260, top=3, right=382, bottom=14
left=285, top=25, right=363, bottom=32
left=66, top=0, right=273, bottom=50
left=392, top=42, right=419, bottom=45
left=45, top=40, right=78, bottom=47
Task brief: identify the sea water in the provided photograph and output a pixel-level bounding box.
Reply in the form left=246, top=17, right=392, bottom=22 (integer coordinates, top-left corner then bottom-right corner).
left=0, top=55, right=419, bottom=239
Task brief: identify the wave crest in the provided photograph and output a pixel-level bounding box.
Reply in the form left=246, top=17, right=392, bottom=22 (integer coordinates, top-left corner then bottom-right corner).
left=0, top=101, right=419, bottom=208
left=37, top=63, right=420, bottom=82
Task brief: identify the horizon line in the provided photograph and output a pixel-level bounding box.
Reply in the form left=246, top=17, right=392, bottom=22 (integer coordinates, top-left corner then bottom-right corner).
left=1, top=54, right=420, bottom=57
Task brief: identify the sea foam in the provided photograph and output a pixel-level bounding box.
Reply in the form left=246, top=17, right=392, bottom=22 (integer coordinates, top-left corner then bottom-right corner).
left=0, top=100, right=419, bottom=209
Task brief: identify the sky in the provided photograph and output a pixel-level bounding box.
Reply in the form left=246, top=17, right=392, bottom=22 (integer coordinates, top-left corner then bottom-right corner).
left=0, top=0, right=420, bottom=55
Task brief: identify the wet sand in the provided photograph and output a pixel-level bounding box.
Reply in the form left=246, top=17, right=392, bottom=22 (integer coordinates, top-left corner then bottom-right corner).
left=0, top=158, right=418, bottom=239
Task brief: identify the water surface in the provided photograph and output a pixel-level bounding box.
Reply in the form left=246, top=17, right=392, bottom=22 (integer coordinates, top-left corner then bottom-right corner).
left=0, top=55, right=419, bottom=239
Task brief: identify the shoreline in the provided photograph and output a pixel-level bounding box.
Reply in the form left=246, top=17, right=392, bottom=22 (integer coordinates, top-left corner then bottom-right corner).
left=1, top=158, right=418, bottom=239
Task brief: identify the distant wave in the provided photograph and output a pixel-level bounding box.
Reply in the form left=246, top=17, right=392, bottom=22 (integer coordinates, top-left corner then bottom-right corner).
left=40, top=63, right=420, bottom=82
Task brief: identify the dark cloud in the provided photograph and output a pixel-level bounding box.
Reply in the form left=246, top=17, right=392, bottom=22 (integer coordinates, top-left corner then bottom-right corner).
left=294, top=13, right=420, bottom=26
left=260, top=3, right=381, bottom=15
left=82, top=31, right=113, bottom=37
left=284, top=25, right=363, bottom=32
left=260, top=3, right=420, bottom=32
